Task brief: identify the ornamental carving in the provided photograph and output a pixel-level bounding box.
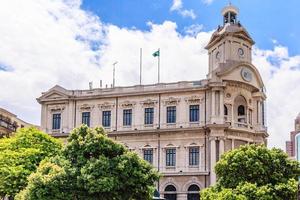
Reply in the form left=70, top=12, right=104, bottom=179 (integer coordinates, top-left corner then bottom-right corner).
left=79, top=104, right=94, bottom=110
left=49, top=105, right=65, bottom=112
left=184, top=96, right=202, bottom=104
left=120, top=101, right=136, bottom=108
left=98, top=102, right=115, bottom=110
left=163, top=97, right=180, bottom=106
left=140, top=99, right=158, bottom=107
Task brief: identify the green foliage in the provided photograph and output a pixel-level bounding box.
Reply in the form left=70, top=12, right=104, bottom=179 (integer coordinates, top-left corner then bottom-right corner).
left=16, top=125, right=160, bottom=200
left=0, top=127, right=62, bottom=198
left=201, top=145, right=300, bottom=200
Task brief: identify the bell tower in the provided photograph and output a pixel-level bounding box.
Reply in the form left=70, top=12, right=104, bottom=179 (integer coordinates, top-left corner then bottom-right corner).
left=205, top=4, right=255, bottom=79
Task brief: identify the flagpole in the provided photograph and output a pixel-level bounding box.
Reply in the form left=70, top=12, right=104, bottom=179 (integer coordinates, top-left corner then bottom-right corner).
left=140, top=48, right=142, bottom=85
left=113, top=61, right=118, bottom=87
left=158, top=48, right=160, bottom=83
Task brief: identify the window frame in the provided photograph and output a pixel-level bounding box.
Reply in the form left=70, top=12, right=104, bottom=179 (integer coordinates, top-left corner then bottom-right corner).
left=82, top=111, right=91, bottom=127
left=52, top=113, right=61, bottom=130
left=166, top=106, right=176, bottom=124
left=189, top=105, right=200, bottom=122
left=144, top=107, right=154, bottom=125
left=123, top=109, right=132, bottom=126
left=166, top=148, right=176, bottom=167
left=143, top=149, right=153, bottom=164
left=189, top=146, right=200, bottom=166
left=102, top=110, right=111, bottom=127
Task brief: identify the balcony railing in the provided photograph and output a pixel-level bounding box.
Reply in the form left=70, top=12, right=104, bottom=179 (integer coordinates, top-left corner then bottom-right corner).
left=0, top=119, right=17, bottom=132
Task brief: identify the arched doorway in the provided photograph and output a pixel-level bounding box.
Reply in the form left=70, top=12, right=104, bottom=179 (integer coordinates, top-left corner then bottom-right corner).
left=187, top=184, right=200, bottom=200
left=164, top=185, right=177, bottom=200
left=234, top=95, right=247, bottom=127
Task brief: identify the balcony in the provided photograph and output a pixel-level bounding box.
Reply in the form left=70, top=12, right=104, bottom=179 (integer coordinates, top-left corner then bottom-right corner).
left=0, top=119, right=17, bottom=133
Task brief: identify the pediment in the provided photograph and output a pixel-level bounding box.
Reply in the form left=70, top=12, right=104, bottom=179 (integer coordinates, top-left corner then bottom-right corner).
left=38, top=85, right=69, bottom=102
left=44, top=92, right=68, bottom=100
left=217, top=62, right=265, bottom=90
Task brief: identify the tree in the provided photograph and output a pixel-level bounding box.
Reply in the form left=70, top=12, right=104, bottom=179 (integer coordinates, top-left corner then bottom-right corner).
left=201, top=145, right=300, bottom=200
left=0, top=127, right=62, bottom=199
left=16, top=125, right=160, bottom=200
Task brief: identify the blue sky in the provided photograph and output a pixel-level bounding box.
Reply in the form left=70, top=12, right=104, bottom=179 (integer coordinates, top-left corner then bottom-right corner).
left=82, top=0, right=300, bottom=56
left=0, top=0, right=300, bottom=149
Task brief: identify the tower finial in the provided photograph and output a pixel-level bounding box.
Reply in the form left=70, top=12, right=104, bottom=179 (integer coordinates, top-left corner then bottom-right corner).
left=222, top=3, right=239, bottom=25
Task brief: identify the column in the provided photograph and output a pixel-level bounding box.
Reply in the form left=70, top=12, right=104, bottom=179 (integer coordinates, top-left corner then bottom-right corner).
left=231, top=104, right=235, bottom=126
left=211, top=91, right=216, bottom=118
left=220, top=138, right=225, bottom=156
left=231, top=139, right=235, bottom=150
left=41, top=105, right=47, bottom=132
left=257, top=100, right=262, bottom=125
left=220, top=91, right=224, bottom=123
left=210, top=138, right=216, bottom=184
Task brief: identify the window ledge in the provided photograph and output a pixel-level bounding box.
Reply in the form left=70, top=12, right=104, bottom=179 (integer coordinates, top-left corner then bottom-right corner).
left=165, top=166, right=176, bottom=169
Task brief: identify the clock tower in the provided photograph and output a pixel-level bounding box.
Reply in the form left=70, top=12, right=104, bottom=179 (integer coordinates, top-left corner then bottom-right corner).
left=205, top=4, right=255, bottom=79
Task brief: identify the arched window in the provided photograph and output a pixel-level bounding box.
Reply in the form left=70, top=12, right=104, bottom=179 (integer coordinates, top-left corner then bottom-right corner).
left=224, top=105, right=228, bottom=116
left=238, top=105, right=245, bottom=116
left=164, top=185, right=177, bottom=200
left=187, top=184, right=200, bottom=200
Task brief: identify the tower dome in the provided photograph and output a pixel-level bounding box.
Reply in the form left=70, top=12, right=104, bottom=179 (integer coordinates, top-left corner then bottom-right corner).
left=222, top=4, right=239, bottom=25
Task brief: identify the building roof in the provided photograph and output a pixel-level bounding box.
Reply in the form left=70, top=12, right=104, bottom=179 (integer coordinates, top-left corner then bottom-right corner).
left=37, top=80, right=209, bottom=103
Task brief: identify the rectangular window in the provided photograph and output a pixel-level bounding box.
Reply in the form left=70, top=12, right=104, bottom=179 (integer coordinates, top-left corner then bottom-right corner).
left=189, top=147, right=199, bottom=166
left=144, top=108, right=154, bottom=125
left=143, top=149, right=153, bottom=164
left=52, top=113, right=61, bottom=130
left=123, top=109, right=132, bottom=126
left=102, top=111, right=111, bottom=127
left=166, top=106, right=176, bottom=124
left=189, top=105, right=199, bottom=122
left=82, top=112, right=90, bottom=127
left=166, top=148, right=176, bottom=167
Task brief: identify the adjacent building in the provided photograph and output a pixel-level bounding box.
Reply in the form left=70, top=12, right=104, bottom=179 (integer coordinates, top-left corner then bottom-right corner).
left=37, top=4, right=268, bottom=200
left=286, top=113, right=300, bottom=160
left=0, top=107, right=34, bottom=137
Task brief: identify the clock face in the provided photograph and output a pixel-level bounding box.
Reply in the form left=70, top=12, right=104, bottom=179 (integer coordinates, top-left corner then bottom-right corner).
left=241, top=67, right=252, bottom=82
left=216, top=51, right=221, bottom=60
left=238, top=48, right=244, bottom=57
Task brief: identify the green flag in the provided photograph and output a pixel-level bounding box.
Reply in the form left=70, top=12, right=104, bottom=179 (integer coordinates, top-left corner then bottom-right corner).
left=152, top=50, right=160, bottom=57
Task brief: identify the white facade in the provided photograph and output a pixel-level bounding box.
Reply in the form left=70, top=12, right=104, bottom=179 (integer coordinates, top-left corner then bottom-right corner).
left=37, top=5, right=268, bottom=200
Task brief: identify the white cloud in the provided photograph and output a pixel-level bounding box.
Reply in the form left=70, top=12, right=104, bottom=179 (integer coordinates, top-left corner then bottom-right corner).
left=184, top=24, right=204, bottom=36
left=170, top=0, right=182, bottom=11
left=178, top=9, right=196, bottom=19
left=170, top=0, right=196, bottom=19
left=0, top=0, right=299, bottom=150
left=202, top=0, right=214, bottom=5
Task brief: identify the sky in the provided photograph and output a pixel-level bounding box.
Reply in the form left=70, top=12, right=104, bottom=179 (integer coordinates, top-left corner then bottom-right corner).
left=0, top=0, right=300, bottom=150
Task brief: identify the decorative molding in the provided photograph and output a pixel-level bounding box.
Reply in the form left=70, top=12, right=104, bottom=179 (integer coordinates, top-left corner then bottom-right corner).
left=120, top=101, right=136, bottom=108
left=163, top=97, right=180, bottom=106
left=78, top=104, right=94, bottom=111
left=184, top=96, right=202, bottom=104
left=140, top=99, right=158, bottom=107
left=98, top=102, right=115, bottom=110
left=48, top=105, right=65, bottom=112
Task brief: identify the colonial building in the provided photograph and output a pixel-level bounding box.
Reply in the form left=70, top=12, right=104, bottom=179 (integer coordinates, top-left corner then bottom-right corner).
left=37, top=4, right=268, bottom=200
left=286, top=113, right=300, bottom=160
left=0, top=107, right=34, bottom=137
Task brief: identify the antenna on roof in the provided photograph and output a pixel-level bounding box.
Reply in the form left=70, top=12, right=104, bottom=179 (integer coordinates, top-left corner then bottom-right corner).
left=89, top=82, right=93, bottom=90
left=100, top=80, right=102, bottom=88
